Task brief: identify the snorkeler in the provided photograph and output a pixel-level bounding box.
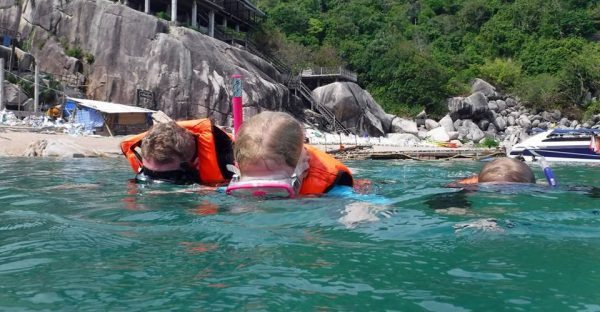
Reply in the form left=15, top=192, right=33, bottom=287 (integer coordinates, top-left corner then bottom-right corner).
left=447, top=157, right=536, bottom=187
left=121, top=119, right=234, bottom=185
left=226, top=111, right=354, bottom=198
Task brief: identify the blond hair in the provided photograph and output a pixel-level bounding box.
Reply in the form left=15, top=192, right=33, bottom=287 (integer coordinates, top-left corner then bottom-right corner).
left=234, top=111, right=304, bottom=171
left=478, top=158, right=535, bottom=183
left=141, top=121, right=196, bottom=164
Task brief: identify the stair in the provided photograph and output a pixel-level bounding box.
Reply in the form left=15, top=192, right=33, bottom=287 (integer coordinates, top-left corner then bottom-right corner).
left=202, top=24, right=352, bottom=134
left=288, top=76, right=351, bottom=135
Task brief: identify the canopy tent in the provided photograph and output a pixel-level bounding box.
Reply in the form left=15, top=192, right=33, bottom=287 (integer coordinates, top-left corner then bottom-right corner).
left=65, top=97, right=156, bottom=136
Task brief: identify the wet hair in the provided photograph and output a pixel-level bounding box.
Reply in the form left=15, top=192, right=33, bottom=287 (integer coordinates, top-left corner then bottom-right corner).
left=234, top=111, right=304, bottom=172
left=141, top=121, right=196, bottom=164
left=478, top=158, right=536, bottom=183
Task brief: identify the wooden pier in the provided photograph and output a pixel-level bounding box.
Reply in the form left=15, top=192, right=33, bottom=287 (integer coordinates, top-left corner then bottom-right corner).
left=320, top=145, right=506, bottom=161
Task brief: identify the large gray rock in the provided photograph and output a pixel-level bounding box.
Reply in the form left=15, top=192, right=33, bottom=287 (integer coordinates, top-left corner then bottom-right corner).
left=439, top=114, right=455, bottom=132
left=387, top=133, right=420, bottom=145
left=488, top=101, right=499, bottom=112
left=0, top=46, right=33, bottom=71
left=471, top=78, right=497, bottom=98
left=313, top=82, right=391, bottom=136
left=477, top=119, right=490, bottom=131
left=23, top=139, right=109, bottom=157
left=496, top=100, right=507, bottom=112
left=518, top=116, right=532, bottom=129
left=552, top=110, right=562, bottom=121
left=391, top=117, right=418, bottom=134
left=541, top=111, right=552, bottom=122
left=448, top=92, right=490, bottom=121
left=467, top=92, right=490, bottom=119
left=2, top=0, right=290, bottom=123
left=4, top=82, right=28, bottom=106
left=425, top=119, right=439, bottom=130
left=447, top=97, right=469, bottom=120
left=459, top=120, right=485, bottom=143
left=485, top=124, right=497, bottom=140
left=507, top=115, right=516, bottom=126
left=427, top=127, right=450, bottom=142
left=572, top=120, right=580, bottom=128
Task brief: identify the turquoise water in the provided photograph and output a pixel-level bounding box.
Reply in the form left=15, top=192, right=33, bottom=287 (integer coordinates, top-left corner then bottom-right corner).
left=0, top=157, right=599, bottom=311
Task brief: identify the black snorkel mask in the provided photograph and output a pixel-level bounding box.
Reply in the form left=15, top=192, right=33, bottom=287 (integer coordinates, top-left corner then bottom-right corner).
left=135, top=162, right=200, bottom=185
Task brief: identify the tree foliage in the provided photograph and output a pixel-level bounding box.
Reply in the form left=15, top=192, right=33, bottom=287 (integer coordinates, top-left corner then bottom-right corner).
left=254, top=0, right=600, bottom=117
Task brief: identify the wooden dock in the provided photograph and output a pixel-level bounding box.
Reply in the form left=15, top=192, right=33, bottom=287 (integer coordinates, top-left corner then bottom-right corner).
left=321, top=145, right=506, bottom=161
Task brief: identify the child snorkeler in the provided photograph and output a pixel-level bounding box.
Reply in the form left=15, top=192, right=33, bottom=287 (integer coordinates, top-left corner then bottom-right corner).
left=448, top=157, right=536, bottom=187
left=226, top=111, right=354, bottom=198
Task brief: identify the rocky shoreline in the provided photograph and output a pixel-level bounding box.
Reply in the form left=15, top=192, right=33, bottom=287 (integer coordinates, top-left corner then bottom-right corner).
left=3, top=77, right=600, bottom=159
left=314, top=78, right=600, bottom=152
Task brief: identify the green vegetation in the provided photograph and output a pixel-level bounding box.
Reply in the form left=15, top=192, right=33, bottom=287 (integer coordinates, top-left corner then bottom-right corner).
left=83, top=52, right=95, bottom=64
left=254, top=0, right=600, bottom=118
left=65, top=46, right=83, bottom=59
left=5, top=72, right=61, bottom=105
left=478, top=137, right=500, bottom=148
left=584, top=99, right=600, bottom=121
left=155, top=11, right=170, bottom=21
left=61, top=42, right=95, bottom=64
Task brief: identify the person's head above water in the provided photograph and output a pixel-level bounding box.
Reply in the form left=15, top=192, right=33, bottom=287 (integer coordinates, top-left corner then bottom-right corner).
left=228, top=111, right=309, bottom=197
left=142, top=121, right=196, bottom=170
left=137, top=121, right=199, bottom=184
left=234, top=111, right=306, bottom=178
left=478, top=157, right=536, bottom=183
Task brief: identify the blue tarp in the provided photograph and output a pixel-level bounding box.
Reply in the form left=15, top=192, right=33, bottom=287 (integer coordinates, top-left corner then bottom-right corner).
left=2, top=35, right=11, bottom=47
left=74, top=107, right=105, bottom=131
left=63, top=100, right=77, bottom=118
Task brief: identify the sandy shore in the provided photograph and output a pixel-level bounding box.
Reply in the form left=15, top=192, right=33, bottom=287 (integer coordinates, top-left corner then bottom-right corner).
left=0, top=126, right=125, bottom=157
left=0, top=125, right=498, bottom=160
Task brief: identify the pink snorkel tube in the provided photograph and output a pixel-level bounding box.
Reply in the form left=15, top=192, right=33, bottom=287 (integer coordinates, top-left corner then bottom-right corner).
left=232, top=74, right=243, bottom=137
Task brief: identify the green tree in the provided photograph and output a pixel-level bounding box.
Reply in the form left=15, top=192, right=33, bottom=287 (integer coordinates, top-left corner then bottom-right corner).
left=476, top=58, right=522, bottom=91
left=369, top=42, right=449, bottom=116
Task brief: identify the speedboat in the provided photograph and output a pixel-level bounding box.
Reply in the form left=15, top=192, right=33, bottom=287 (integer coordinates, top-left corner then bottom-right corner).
left=508, top=128, right=600, bottom=162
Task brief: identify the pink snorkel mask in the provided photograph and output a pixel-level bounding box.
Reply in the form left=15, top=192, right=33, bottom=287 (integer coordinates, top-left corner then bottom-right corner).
left=226, top=150, right=309, bottom=199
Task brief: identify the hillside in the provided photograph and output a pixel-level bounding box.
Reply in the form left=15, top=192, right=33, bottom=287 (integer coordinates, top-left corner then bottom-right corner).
left=254, top=0, right=600, bottom=118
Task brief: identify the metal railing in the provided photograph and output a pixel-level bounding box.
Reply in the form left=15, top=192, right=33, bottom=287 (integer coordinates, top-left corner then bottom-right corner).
left=288, top=76, right=351, bottom=134
left=301, top=67, right=357, bottom=82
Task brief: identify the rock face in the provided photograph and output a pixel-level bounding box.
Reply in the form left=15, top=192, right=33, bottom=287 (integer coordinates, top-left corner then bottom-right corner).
left=4, top=82, right=28, bottom=107
left=471, top=78, right=497, bottom=98
left=390, top=117, right=418, bottom=134
left=1, top=0, right=290, bottom=123
left=312, top=82, right=391, bottom=136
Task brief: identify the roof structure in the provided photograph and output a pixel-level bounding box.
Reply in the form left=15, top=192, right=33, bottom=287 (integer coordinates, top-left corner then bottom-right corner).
left=68, top=98, right=156, bottom=114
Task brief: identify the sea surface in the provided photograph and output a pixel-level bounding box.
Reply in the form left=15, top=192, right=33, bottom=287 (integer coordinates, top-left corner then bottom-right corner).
left=0, top=157, right=599, bottom=311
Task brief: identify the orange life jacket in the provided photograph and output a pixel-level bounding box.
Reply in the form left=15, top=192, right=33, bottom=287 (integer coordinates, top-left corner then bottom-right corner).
left=456, top=175, right=479, bottom=184
left=299, top=144, right=354, bottom=195
left=120, top=119, right=233, bottom=185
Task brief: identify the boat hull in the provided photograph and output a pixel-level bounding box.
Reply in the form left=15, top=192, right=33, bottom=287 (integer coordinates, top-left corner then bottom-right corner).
left=508, top=129, right=600, bottom=163
left=509, top=145, right=600, bottom=162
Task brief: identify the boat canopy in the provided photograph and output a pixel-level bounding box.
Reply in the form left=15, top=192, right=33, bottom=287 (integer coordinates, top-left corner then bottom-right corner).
left=549, top=128, right=600, bottom=136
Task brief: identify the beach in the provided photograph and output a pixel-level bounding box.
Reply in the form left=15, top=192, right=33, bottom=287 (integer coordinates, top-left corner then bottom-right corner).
left=0, top=126, right=125, bottom=157
left=0, top=126, right=501, bottom=161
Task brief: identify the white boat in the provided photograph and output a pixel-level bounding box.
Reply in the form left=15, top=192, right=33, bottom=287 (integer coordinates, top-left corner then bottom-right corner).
left=508, top=128, right=600, bottom=162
